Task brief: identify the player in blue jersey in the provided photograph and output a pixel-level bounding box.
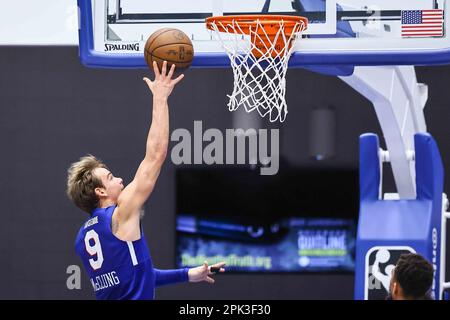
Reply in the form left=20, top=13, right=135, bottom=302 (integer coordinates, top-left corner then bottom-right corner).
left=67, top=61, right=225, bottom=300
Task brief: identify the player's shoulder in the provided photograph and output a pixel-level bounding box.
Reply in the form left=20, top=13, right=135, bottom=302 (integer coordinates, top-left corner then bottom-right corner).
left=76, top=206, right=116, bottom=236
left=75, top=215, right=97, bottom=240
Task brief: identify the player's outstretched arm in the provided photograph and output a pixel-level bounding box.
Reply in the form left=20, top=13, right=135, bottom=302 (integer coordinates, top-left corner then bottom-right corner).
left=116, top=61, right=184, bottom=223
left=152, top=261, right=226, bottom=288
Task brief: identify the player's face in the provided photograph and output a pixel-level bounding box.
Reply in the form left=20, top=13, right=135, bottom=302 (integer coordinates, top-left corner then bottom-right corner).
left=94, top=167, right=124, bottom=201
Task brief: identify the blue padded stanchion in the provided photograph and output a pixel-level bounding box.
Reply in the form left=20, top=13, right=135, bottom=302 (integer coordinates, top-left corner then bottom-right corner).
left=354, top=133, right=444, bottom=300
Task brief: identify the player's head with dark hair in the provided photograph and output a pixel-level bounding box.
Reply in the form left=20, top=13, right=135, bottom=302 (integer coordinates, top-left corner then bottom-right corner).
left=67, top=155, right=123, bottom=214
left=389, top=253, right=434, bottom=300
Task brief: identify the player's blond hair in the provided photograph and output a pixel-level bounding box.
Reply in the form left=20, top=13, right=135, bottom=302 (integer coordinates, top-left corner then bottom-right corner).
left=66, top=155, right=107, bottom=214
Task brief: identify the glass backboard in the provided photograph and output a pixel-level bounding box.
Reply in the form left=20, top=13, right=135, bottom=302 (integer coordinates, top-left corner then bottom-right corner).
left=78, top=0, right=450, bottom=67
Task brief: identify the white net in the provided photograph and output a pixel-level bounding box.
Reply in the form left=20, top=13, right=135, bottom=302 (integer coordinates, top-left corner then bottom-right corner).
left=208, top=17, right=306, bottom=122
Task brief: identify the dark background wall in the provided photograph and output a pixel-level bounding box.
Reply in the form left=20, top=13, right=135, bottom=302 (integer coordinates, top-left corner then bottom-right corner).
left=0, top=46, right=448, bottom=299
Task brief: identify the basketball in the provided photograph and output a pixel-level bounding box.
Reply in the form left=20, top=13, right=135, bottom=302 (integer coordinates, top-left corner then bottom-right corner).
left=144, top=28, right=194, bottom=74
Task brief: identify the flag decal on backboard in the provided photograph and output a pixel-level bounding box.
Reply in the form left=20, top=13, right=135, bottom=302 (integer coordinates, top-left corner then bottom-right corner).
left=401, top=10, right=444, bottom=37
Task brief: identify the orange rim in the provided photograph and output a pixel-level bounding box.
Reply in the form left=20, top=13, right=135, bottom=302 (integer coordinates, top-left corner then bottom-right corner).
left=206, top=14, right=308, bottom=36
left=206, top=15, right=307, bottom=57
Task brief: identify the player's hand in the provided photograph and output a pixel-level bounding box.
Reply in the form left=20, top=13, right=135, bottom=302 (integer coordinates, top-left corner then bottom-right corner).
left=143, top=61, right=184, bottom=100
left=188, top=261, right=226, bottom=284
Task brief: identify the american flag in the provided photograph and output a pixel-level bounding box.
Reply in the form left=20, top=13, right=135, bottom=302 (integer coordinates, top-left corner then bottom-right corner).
left=401, top=9, right=444, bottom=37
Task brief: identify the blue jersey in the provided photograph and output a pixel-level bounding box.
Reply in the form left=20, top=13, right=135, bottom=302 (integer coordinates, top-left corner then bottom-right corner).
left=75, top=205, right=189, bottom=300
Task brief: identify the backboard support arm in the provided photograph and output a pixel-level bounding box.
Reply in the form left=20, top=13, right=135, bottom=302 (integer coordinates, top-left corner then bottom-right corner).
left=339, top=66, right=428, bottom=199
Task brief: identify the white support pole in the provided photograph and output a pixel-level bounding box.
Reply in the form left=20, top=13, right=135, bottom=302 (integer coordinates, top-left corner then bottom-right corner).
left=440, top=194, right=450, bottom=299
left=339, top=66, right=428, bottom=199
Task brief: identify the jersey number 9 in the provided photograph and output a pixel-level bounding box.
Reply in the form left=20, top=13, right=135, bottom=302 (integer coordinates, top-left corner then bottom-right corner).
left=84, top=230, right=104, bottom=270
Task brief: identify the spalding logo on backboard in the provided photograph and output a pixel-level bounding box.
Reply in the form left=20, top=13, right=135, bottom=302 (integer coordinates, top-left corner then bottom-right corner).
left=365, top=246, right=416, bottom=300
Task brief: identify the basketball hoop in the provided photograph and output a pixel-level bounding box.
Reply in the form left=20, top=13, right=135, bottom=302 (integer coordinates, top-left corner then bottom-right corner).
left=206, top=15, right=308, bottom=122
